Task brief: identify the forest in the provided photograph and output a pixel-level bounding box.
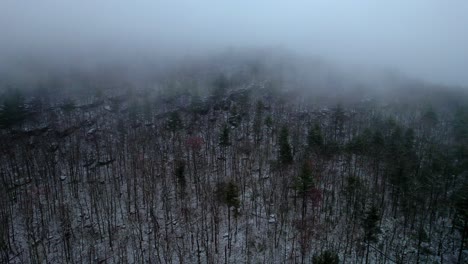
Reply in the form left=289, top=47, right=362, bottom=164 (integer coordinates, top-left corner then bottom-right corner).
left=0, top=53, right=467, bottom=263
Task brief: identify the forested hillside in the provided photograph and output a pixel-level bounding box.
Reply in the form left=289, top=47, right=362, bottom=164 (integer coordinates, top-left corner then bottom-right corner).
left=1, top=56, right=467, bottom=263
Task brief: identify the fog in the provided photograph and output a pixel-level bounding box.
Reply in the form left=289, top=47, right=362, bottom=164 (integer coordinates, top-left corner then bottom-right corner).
left=1, top=0, right=468, bottom=87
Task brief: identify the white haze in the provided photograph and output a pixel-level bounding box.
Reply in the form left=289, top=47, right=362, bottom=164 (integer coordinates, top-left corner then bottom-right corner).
left=0, top=0, right=467, bottom=87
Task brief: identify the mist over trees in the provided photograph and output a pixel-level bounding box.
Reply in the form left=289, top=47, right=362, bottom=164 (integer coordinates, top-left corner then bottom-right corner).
left=0, top=51, right=467, bottom=263
left=1, top=0, right=467, bottom=262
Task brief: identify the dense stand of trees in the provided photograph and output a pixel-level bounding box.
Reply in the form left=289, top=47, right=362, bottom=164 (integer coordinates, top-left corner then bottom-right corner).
left=0, top=70, right=467, bottom=263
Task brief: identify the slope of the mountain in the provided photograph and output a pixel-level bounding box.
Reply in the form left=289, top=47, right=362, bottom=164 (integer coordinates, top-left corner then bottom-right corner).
left=1, top=51, right=467, bottom=263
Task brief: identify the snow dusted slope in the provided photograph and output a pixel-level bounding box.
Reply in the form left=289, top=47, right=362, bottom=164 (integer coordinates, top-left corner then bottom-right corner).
left=1, top=54, right=467, bottom=263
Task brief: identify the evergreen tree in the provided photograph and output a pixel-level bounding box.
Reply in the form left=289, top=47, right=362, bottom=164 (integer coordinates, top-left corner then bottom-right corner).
left=212, top=74, right=229, bottom=100
left=371, top=130, right=384, bottom=156
left=225, top=181, right=240, bottom=217
left=312, top=250, right=340, bottom=264
left=190, top=95, right=209, bottom=115
left=216, top=181, right=240, bottom=217
left=331, top=103, right=346, bottom=142
left=307, top=123, right=324, bottom=153
left=421, top=106, right=438, bottom=127
left=295, top=161, right=315, bottom=225
left=363, top=205, right=380, bottom=243
left=175, top=160, right=186, bottom=198
left=60, top=98, right=76, bottom=114
left=167, top=111, right=183, bottom=132
left=253, top=100, right=264, bottom=142
left=0, top=89, right=28, bottom=129
left=265, top=115, right=273, bottom=129
left=363, top=205, right=380, bottom=264
left=279, top=126, right=293, bottom=165
left=345, top=129, right=372, bottom=156
left=295, top=161, right=314, bottom=196
left=453, top=179, right=468, bottom=264
left=219, top=125, right=231, bottom=147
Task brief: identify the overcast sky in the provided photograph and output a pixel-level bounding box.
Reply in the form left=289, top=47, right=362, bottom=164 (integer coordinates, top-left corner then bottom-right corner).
left=1, top=0, right=467, bottom=87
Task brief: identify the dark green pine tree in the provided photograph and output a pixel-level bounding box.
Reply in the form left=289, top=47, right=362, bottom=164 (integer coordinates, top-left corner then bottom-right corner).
left=175, top=160, right=186, bottom=198
left=219, top=125, right=231, bottom=147
left=295, top=161, right=314, bottom=224
left=279, top=126, right=293, bottom=165
left=363, top=205, right=380, bottom=264
left=307, top=123, right=324, bottom=153
left=312, top=250, right=339, bottom=264
left=212, top=74, right=229, bottom=100
left=363, top=205, right=380, bottom=243
left=371, top=130, right=384, bottom=157
left=60, top=98, right=76, bottom=114
left=453, top=179, right=468, bottom=264
left=0, top=89, right=28, bottom=129
left=167, top=111, right=183, bottom=132
left=421, top=106, right=438, bottom=128
left=295, top=161, right=314, bottom=197
left=225, top=181, right=240, bottom=217
left=253, top=100, right=264, bottom=143
left=265, top=115, right=273, bottom=129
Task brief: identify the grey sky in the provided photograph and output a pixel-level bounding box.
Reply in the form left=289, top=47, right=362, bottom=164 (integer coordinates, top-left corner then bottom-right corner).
left=1, top=0, right=467, bottom=86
